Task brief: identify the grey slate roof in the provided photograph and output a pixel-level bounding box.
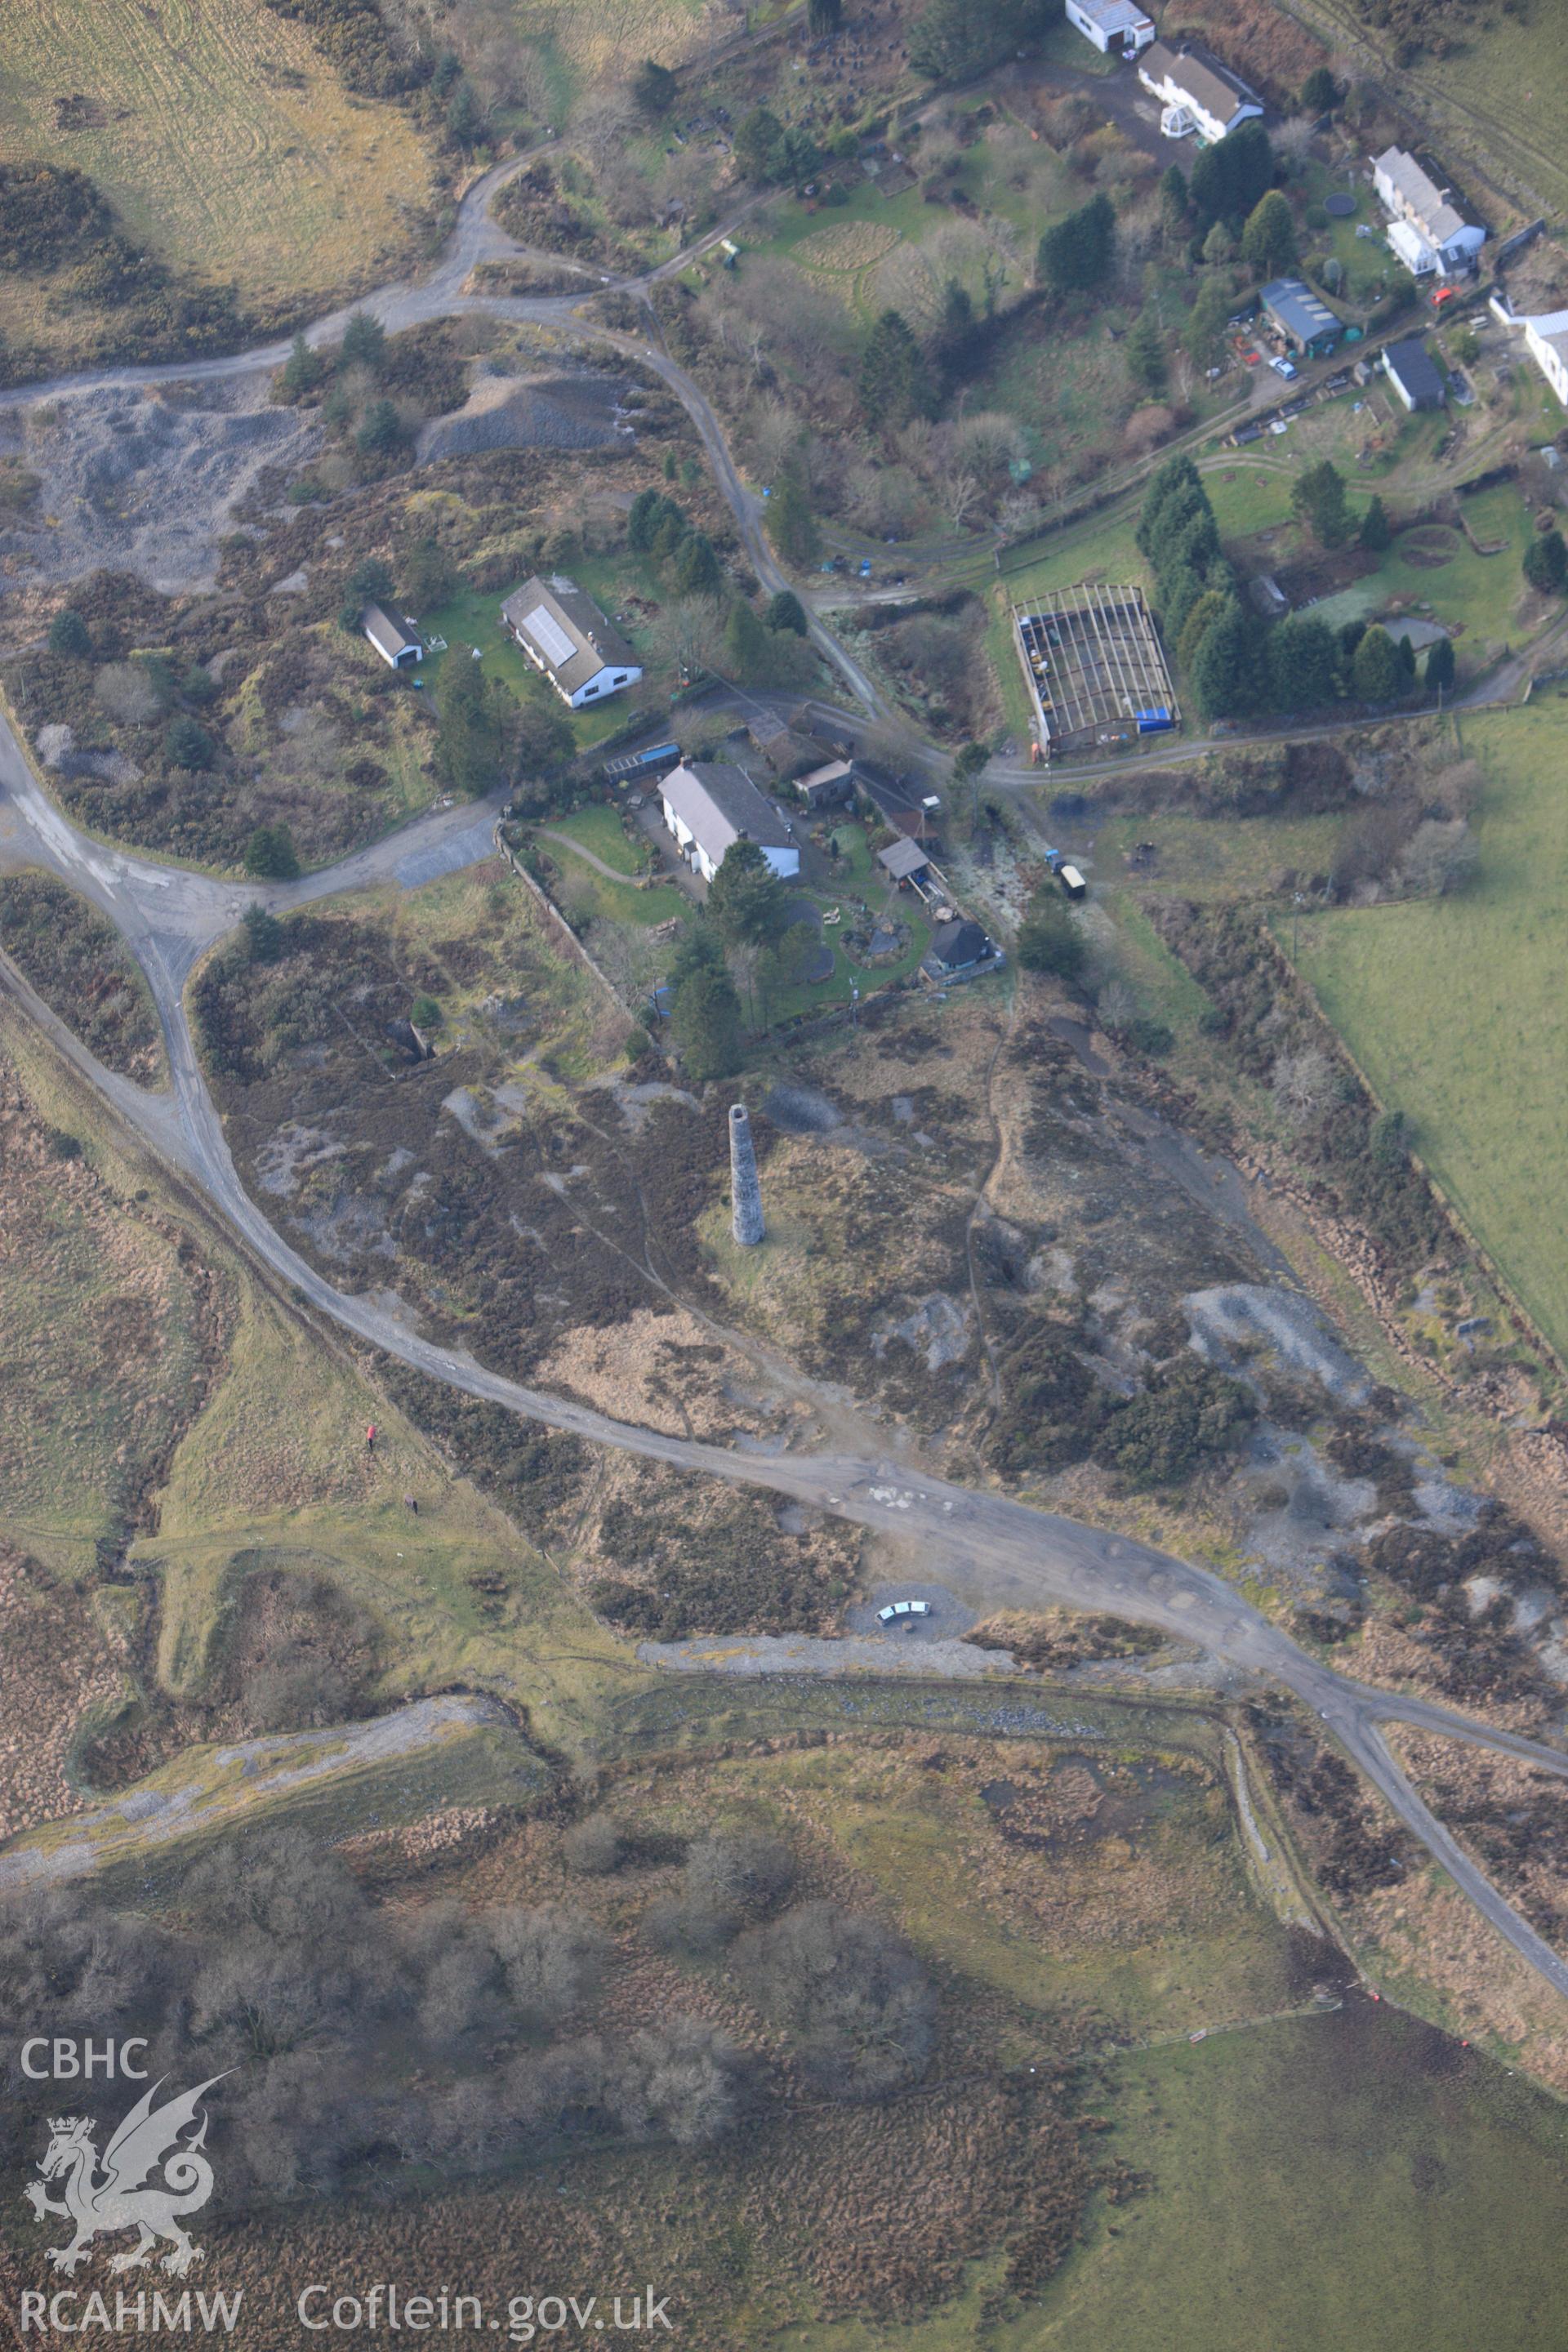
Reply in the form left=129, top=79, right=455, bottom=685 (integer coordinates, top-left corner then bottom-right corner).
left=1141, top=41, right=1257, bottom=127
left=1374, top=147, right=1466, bottom=244
left=877, top=837, right=931, bottom=880
left=1261, top=278, right=1342, bottom=344
left=929, top=916, right=991, bottom=971
left=1382, top=336, right=1446, bottom=405
left=362, top=603, right=419, bottom=662
left=500, top=574, right=637, bottom=695
left=660, top=760, right=795, bottom=862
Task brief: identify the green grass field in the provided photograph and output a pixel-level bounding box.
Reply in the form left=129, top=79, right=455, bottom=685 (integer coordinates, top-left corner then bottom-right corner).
left=777, top=2007, right=1568, bottom=2352
left=1296, top=698, right=1568, bottom=1363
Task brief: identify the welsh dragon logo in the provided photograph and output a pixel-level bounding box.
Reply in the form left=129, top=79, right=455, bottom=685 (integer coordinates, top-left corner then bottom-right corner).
left=22, top=2076, right=227, bottom=2278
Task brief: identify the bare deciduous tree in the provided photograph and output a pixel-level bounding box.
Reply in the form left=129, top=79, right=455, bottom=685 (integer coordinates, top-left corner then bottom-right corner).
left=1098, top=978, right=1138, bottom=1038
left=488, top=1903, right=608, bottom=2034
left=1272, top=115, right=1318, bottom=172
left=1397, top=817, right=1478, bottom=898
left=647, top=595, right=725, bottom=679
left=563, top=1812, right=628, bottom=1875
left=734, top=1901, right=935, bottom=2101
left=1272, top=1045, right=1337, bottom=1127
left=612, top=2017, right=749, bottom=2145
left=94, top=662, right=164, bottom=729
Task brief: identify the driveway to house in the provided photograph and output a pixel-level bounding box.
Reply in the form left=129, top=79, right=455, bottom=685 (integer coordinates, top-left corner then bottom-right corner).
left=1002, top=49, right=1175, bottom=165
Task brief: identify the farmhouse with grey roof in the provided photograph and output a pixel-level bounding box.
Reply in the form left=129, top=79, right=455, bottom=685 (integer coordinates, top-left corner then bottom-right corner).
left=659, top=761, right=801, bottom=885
left=500, top=575, right=642, bottom=707
left=1138, top=42, right=1263, bottom=142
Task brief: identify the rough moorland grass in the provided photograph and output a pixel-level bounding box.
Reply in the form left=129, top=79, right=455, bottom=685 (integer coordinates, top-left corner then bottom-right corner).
left=1295, top=699, right=1568, bottom=1363
left=141, top=1278, right=640, bottom=1751
left=779, top=1743, right=1295, bottom=2041
left=0, top=870, right=164, bottom=1085
left=0, top=1045, right=213, bottom=1579
left=0, top=0, right=435, bottom=321
left=506, top=0, right=710, bottom=122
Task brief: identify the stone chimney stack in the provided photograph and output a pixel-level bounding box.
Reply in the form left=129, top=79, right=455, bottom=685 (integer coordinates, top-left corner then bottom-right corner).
left=728, top=1103, right=764, bottom=1247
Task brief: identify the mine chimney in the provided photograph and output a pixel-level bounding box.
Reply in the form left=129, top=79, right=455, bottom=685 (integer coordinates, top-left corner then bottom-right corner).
left=729, top=1103, right=764, bottom=1247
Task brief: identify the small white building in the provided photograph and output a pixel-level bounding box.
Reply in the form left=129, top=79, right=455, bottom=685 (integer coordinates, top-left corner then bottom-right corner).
left=1372, top=146, right=1486, bottom=276
left=658, top=760, right=800, bottom=886
left=500, top=575, right=643, bottom=709
left=361, top=604, right=421, bottom=670
left=1522, top=310, right=1568, bottom=407
left=1138, top=42, right=1263, bottom=142
left=1064, top=0, right=1155, bottom=58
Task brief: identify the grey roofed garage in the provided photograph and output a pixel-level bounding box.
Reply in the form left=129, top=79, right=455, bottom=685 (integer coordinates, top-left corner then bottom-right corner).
left=1382, top=336, right=1446, bottom=407
left=361, top=603, right=420, bottom=664
left=500, top=573, right=637, bottom=696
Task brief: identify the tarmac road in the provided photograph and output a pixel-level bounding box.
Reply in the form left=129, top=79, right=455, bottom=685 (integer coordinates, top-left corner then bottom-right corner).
left=5, top=160, right=1568, bottom=2006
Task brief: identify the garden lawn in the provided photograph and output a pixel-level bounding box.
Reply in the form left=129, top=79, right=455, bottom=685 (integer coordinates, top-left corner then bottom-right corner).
left=546, top=843, right=688, bottom=930
left=1294, top=699, right=1568, bottom=1361
left=546, top=802, right=645, bottom=875
left=1298, top=160, right=1397, bottom=309
left=416, top=586, right=540, bottom=702
left=1304, top=491, right=1531, bottom=657
left=417, top=579, right=659, bottom=751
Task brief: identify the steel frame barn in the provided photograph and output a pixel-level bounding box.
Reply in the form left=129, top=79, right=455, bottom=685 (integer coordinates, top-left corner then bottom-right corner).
left=1012, top=584, right=1178, bottom=760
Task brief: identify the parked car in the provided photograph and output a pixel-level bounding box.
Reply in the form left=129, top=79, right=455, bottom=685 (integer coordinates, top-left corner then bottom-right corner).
left=1432, top=285, right=1459, bottom=308
left=1268, top=354, right=1298, bottom=380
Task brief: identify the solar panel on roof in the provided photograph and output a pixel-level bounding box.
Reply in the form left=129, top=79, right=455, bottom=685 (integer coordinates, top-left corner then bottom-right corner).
left=523, top=604, right=577, bottom=669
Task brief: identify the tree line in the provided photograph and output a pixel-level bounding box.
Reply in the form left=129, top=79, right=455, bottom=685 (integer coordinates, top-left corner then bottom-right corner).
left=628, top=488, right=813, bottom=690
left=0, top=1820, right=935, bottom=2200
left=1141, top=457, right=1458, bottom=720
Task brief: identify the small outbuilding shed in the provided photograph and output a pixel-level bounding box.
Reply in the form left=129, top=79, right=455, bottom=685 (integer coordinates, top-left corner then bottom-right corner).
left=362, top=604, right=422, bottom=670
left=877, top=837, right=931, bottom=886
left=1382, top=337, right=1446, bottom=412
